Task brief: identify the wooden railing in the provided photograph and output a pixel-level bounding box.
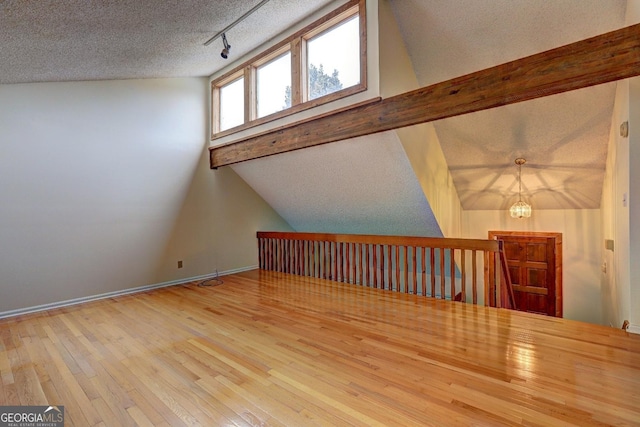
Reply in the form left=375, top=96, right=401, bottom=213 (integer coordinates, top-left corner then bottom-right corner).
left=257, top=232, right=515, bottom=309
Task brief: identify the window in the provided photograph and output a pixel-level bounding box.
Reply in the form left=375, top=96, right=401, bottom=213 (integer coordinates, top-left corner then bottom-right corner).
left=306, top=15, right=360, bottom=101
left=219, top=76, right=244, bottom=132
left=211, top=0, right=366, bottom=139
left=257, top=52, right=291, bottom=118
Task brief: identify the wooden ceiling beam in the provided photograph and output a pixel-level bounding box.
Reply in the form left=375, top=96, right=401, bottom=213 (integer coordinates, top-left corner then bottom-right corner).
left=210, top=23, right=640, bottom=169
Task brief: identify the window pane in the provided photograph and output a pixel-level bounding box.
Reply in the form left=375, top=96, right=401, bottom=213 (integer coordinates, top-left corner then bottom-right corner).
left=257, top=52, right=292, bottom=118
left=307, top=15, right=360, bottom=101
left=219, top=77, right=244, bottom=131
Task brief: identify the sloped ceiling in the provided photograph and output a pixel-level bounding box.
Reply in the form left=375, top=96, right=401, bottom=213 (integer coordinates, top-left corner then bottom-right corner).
left=390, top=0, right=627, bottom=210
left=231, top=132, right=443, bottom=236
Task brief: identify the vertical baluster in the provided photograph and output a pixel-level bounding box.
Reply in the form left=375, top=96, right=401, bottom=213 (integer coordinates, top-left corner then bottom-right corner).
left=309, top=240, right=312, bottom=277
left=430, top=247, right=436, bottom=297
left=272, top=238, right=276, bottom=271
left=335, top=242, right=339, bottom=281
left=344, top=243, right=350, bottom=283
left=393, top=246, right=399, bottom=292
left=327, top=242, right=332, bottom=280
left=318, top=241, right=323, bottom=278
left=336, top=242, right=340, bottom=281
left=303, top=240, right=308, bottom=276
left=356, top=243, right=362, bottom=285
left=293, top=240, right=297, bottom=274
left=339, top=242, right=344, bottom=282
left=450, top=248, right=456, bottom=300
left=421, top=247, right=426, bottom=296
left=484, top=250, right=490, bottom=306
left=331, top=242, right=336, bottom=280
left=321, top=242, right=328, bottom=279
left=472, top=250, right=478, bottom=305
left=283, top=240, right=288, bottom=273
left=268, top=239, right=272, bottom=271
left=318, top=241, right=322, bottom=278
left=412, top=247, right=417, bottom=294
left=314, top=241, right=318, bottom=277
left=495, top=249, right=502, bottom=308
left=398, top=246, right=409, bottom=293
left=386, top=245, right=392, bottom=290
left=325, top=241, right=330, bottom=279
left=320, top=242, right=327, bottom=279
left=274, top=239, right=278, bottom=271
left=461, top=249, right=466, bottom=303
left=283, top=239, right=288, bottom=273
left=364, top=244, right=369, bottom=286
left=351, top=243, right=357, bottom=284
left=266, top=238, right=271, bottom=271
left=373, top=244, right=378, bottom=288
left=313, top=241, right=320, bottom=278
left=440, top=247, right=446, bottom=299
left=289, top=240, right=294, bottom=274
left=297, top=240, right=301, bottom=275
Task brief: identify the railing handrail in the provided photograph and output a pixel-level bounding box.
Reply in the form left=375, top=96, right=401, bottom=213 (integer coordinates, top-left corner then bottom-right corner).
left=257, top=231, right=499, bottom=252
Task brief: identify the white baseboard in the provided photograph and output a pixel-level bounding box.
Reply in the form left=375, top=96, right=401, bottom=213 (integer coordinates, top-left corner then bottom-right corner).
left=0, top=265, right=257, bottom=320
left=628, top=323, right=640, bottom=335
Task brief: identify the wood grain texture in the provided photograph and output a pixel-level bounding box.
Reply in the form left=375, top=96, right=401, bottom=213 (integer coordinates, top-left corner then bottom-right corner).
left=1, top=270, right=639, bottom=426
left=211, top=23, right=640, bottom=168
left=258, top=232, right=502, bottom=306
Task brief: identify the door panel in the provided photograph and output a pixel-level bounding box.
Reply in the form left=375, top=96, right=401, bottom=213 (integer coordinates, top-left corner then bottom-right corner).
left=527, top=243, right=547, bottom=262
left=489, top=232, right=562, bottom=318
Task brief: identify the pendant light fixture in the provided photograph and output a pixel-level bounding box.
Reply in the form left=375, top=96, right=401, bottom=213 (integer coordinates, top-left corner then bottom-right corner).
left=509, top=158, right=532, bottom=218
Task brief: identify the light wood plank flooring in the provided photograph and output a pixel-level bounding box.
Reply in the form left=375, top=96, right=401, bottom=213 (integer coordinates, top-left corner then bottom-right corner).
left=1, top=269, right=639, bottom=426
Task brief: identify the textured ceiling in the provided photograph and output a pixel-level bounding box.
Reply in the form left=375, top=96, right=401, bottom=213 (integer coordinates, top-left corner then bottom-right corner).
left=231, top=132, right=443, bottom=237
left=389, top=0, right=627, bottom=210
left=0, top=0, right=336, bottom=84
left=434, top=83, right=615, bottom=210
left=390, top=0, right=627, bottom=88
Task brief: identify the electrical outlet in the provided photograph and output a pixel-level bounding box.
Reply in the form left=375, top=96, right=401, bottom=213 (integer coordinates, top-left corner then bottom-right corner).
left=178, top=260, right=183, bottom=268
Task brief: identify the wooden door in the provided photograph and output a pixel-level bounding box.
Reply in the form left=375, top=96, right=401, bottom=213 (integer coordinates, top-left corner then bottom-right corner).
left=489, top=232, right=562, bottom=317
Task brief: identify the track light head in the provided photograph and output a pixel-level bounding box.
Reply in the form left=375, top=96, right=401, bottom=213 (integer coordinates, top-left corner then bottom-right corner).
left=221, top=33, right=231, bottom=59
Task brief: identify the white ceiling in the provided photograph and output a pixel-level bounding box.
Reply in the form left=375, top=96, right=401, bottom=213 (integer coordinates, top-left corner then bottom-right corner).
left=232, top=132, right=443, bottom=236
left=0, top=0, right=631, bottom=218
left=0, top=0, right=336, bottom=84
left=390, top=0, right=627, bottom=210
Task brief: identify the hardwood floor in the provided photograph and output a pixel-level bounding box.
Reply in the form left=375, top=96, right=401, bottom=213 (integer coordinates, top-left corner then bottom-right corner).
left=1, top=270, right=639, bottom=426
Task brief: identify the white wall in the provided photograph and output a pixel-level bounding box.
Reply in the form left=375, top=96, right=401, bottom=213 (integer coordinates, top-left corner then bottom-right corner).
left=600, top=1, right=640, bottom=332
left=463, top=209, right=602, bottom=324
left=0, top=78, right=290, bottom=314
left=601, top=79, right=631, bottom=329
left=629, top=77, right=640, bottom=332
